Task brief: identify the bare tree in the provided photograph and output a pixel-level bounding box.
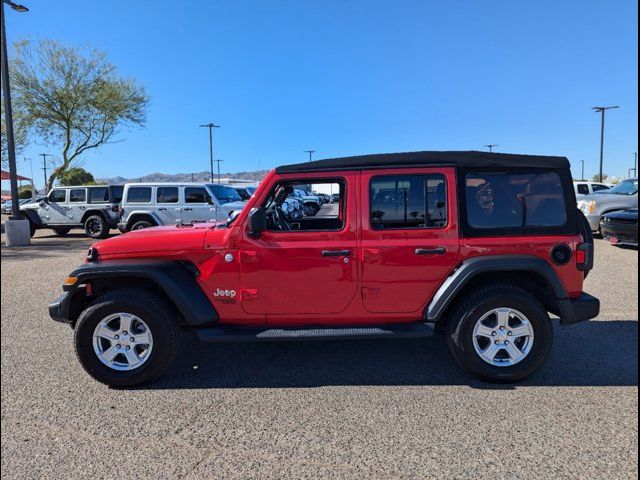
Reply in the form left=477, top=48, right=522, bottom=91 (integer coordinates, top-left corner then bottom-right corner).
left=10, top=39, right=148, bottom=188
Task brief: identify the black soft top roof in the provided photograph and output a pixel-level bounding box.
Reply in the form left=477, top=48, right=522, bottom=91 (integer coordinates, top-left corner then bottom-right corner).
left=276, top=150, right=570, bottom=173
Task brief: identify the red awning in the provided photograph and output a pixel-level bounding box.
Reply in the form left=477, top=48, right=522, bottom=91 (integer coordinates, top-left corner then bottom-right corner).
left=1, top=169, right=31, bottom=181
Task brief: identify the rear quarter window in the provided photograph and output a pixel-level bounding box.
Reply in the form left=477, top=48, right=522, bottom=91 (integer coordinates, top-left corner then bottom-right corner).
left=464, top=171, right=568, bottom=232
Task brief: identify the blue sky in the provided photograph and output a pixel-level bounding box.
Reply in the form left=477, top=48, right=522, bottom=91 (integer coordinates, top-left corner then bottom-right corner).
left=5, top=0, right=638, bottom=186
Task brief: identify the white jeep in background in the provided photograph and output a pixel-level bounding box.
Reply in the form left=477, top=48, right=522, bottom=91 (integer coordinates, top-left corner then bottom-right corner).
left=117, top=182, right=247, bottom=232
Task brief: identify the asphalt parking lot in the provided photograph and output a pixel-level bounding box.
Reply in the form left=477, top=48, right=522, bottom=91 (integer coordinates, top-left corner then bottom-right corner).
left=1, top=229, right=638, bottom=479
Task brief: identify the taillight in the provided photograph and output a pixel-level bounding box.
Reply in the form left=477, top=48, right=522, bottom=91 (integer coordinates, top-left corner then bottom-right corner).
left=576, top=243, right=593, bottom=271
left=111, top=205, right=120, bottom=212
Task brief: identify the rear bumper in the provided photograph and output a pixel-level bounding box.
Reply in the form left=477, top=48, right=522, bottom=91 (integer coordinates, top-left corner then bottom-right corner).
left=560, top=293, right=600, bottom=325
left=117, top=222, right=128, bottom=233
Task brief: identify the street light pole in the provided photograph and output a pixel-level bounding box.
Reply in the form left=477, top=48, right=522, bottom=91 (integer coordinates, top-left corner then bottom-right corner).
left=1, top=0, right=28, bottom=218
left=580, top=160, right=585, bottom=181
left=213, top=159, right=223, bottom=184
left=199, top=123, right=220, bottom=182
left=39, top=153, right=52, bottom=191
left=304, top=150, right=315, bottom=162
left=484, top=144, right=498, bottom=153
left=592, top=106, right=620, bottom=183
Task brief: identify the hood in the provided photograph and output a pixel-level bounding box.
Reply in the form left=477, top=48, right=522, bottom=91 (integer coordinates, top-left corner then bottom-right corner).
left=603, top=209, right=638, bottom=221
left=94, top=223, right=215, bottom=257
left=220, top=200, right=247, bottom=212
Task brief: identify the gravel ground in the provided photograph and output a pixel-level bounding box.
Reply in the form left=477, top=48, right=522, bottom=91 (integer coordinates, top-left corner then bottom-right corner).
left=1, top=228, right=637, bottom=479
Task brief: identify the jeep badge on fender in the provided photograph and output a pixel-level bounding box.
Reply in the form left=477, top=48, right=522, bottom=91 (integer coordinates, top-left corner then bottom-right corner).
left=48, top=151, right=599, bottom=387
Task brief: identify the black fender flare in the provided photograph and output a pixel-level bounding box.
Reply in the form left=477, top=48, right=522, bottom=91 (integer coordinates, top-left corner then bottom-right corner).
left=425, top=255, right=576, bottom=324
left=66, top=260, right=219, bottom=326
left=21, top=208, right=43, bottom=226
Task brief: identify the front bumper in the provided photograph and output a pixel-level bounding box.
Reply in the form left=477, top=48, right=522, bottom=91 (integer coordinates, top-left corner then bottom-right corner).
left=49, top=292, right=73, bottom=324
left=560, top=293, right=600, bottom=325
left=600, top=221, right=639, bottom=246
left=584, top=213, right=602, bottom=231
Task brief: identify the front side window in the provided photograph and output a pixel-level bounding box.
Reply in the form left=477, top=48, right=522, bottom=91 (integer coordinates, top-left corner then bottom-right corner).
left=157, top=187, right=179, bottom=203
left=69, top=189, right=86, bottom=203
left=49, top=189, right=67, bottom=203
left=185, top=187, right=212, bottom=204
left=370, top=174, right=447, bottom=229
left=127, top=187, right=152, bottom=203
left=465, top=172, right=567, bottom=229
left=263, top=179, right=345, bottom=231
left=592, top=184, right=610, bottom=192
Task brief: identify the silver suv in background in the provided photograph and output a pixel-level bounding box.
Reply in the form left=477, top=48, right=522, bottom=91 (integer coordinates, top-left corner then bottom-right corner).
left=117, top=182, right=247, bottom=232
left=20, top=185, right=124, bottom=239
left=579, top=178, right=638, bottom=232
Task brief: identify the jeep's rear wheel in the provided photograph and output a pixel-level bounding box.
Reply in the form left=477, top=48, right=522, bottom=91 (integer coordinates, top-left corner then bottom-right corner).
left=446, top=285, right=553, bottom=383
left=130, top=220, right=153, bottom=231
left=74, top=290, right=178, bottom=387
left=84, top=215, right=109, bottom=239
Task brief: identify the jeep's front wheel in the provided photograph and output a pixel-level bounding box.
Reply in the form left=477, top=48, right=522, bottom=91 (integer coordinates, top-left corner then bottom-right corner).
left=74, top=290, right=179, bottom=387
left=446, top=285, right=553, bottom=383
left=84, top=214, right=109, bottom=239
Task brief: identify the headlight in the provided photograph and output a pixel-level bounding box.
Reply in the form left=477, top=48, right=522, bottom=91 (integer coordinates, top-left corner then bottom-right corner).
left=581, top=200, right=596, bottom=214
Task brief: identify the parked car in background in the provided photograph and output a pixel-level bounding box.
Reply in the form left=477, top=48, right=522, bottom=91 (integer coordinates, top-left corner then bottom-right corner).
left=578, top=179, right=638, bottom=232
left=118, top=182, right=247, bottom=232
left=574, top=181, right=610, bottom=199
left=291, top=189, right=321, bottom=216
left=600, top=209, right=638, bottom=247
left=20, top=185, right=123, bottom=238
left=232, top=185, right=257, bottom=201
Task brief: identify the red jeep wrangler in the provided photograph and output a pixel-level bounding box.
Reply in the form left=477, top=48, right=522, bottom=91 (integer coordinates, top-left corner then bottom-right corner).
left=50, top=151, right=599, bottom=386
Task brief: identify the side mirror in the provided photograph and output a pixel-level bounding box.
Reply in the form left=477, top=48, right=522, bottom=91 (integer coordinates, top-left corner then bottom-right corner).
left=248, top=207, right=267, bottom=238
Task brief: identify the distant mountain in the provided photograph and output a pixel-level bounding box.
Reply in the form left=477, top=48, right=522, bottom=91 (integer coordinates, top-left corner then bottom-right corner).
left=96, top=170, right=270, bottom=184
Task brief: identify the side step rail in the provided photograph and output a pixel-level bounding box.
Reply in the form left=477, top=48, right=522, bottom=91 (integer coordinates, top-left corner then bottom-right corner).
left=195, top=323, right=435, bottom=343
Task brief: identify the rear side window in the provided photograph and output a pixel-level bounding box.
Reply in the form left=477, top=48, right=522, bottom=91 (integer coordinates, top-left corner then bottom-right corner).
left=157, top=187, right=179, bottom=203
left=370, top=174, right=447, bottom=229
left=577, top=184, right=589, bottom=195
left=592, top=184, right=610, bottom=192
left=89, top=187, right=109, bottom=203
left=465, top=172, right=567, bottom=229
left=127, top=187, right=152, bottom=203
left=185, top=187, right=211, bottom=204
left=69, top=189, right=86, bottom=203
left=49, top=189, right=66, bottom=203
left=109, top=185, right=124, bottom=203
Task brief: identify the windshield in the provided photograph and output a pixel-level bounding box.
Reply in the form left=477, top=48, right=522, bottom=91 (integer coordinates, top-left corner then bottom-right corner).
left=207, top=184, right=243, bottom=204
left=604, top=180, right=638, bottom=196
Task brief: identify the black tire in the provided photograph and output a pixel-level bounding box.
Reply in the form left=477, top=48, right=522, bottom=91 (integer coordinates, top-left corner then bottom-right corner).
left=576, top=209, right=594, bottom=279
left=74, top=289, right=179, bottom=387
left=130, top=220, right=154, bottom=231
left=446, top=284, right=553, bottom=383
left=84, top=214, right=109, bottom=239
left=53, top=227, right=71, bottom=236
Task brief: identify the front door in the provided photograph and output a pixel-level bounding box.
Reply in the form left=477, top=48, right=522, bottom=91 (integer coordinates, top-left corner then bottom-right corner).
left=239, top=175, right=358, bottom=320
left=40, top=188, right=70, bottom=224
left=361, top=168, right=460, bottom=314
left=182, top=186, right=215, bottom=223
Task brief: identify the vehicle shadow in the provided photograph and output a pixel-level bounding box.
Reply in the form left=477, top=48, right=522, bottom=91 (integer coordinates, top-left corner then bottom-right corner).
left=142, top=319, right=638, bottom=390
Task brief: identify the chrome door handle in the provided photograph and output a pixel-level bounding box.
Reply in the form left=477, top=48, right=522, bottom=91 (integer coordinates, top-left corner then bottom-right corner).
left=322, top=249, right=351, bottom=257
left=414, top=247, right=447, bottom=255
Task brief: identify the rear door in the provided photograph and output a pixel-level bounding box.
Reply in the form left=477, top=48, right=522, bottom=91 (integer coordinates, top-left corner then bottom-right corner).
left=155, top=186, right=182, bottom=225
left=360, top=168, right=460, bottom=315
left=67, top=188, right=87, bottom=224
